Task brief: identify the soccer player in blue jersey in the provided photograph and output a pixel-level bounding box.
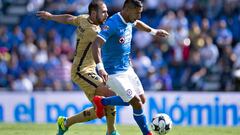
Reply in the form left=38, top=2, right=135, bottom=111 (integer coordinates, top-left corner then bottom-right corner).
left=91, top=0, right=169, bottom=135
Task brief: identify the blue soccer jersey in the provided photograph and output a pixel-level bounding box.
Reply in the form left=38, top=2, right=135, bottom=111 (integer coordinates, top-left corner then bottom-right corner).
left=98, top=12, right=135, bottom=74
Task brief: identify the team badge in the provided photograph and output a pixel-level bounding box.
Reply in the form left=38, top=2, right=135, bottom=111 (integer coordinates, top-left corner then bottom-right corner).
left=102, top=25, right=109, bottom=31
left=119, top=37, right=125, bottom=44
left=126, top=89, right=133, bottom=97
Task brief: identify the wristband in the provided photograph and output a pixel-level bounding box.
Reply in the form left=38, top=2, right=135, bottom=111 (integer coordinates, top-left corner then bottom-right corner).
left=96, top=63, right=104, bottom=71
left=150, top=29, right=157, bottom=36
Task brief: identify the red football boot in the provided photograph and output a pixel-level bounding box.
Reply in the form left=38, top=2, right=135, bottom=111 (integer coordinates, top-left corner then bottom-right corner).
left=93, top=96, right=105, bottom=118
left=147, top=132, right=153, bottom=135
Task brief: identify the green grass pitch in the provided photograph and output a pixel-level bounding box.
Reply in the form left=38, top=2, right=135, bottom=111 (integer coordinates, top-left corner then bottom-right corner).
left=0, top=123, right=239, bottom=135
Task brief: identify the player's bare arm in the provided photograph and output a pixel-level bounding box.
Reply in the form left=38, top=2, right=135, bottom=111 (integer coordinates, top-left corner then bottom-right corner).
left=36, top=11, right=76, bottom=25
left=92, top=37, right=108, bottom=83
left=135, top=20, right=169, bottom=38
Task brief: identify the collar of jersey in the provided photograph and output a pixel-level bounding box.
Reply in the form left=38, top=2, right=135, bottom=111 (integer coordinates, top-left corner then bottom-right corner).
left=87, top=17, right=95, bottom=25
left=118, top=12, right=128, bottom=25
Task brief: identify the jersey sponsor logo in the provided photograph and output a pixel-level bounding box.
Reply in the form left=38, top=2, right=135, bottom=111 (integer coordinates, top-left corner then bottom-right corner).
left=119, top=37, right=125, bottom=44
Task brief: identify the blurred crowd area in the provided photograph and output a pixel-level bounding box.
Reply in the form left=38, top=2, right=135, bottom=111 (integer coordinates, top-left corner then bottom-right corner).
left=0, top=0, right=240, bottom=92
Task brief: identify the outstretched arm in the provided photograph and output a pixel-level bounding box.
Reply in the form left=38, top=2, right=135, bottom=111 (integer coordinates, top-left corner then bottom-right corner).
left=135, top=20, right=169, bottom=38
left=36, top=11, right=77, bottom=25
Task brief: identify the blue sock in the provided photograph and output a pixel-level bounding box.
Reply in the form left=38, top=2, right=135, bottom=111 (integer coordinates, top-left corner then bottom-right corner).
left=133, top=109, right=150, bottom=135
left=101, top=96, right=129, bottom=106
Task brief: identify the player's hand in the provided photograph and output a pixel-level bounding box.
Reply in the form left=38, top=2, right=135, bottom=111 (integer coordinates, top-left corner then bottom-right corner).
left=98, top=69, right=108, bottom=84
left=156, top=29, right=169, bottom=38
left=36, top=11, right=52, bottom=20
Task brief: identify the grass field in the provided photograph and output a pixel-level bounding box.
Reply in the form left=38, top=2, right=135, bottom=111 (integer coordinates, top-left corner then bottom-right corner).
left=0, top=124, right=239, bottom=135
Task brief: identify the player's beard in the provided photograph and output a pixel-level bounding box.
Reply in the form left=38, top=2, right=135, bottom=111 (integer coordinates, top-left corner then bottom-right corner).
left=96, top=14, right=106, bottom=25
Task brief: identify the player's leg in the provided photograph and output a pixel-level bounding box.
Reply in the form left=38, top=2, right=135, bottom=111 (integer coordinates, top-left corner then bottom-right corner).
left=94, top=98, right=151, bottom=135
left=129, top=96, right=152, bottom=135
left=93, top=88, right=151, bottom=135
left=128, top=67, right=146, bottom=104
left=58, top=72, right=118, bottom=135
left=56, top=75, right=98, bottom=135
left=64, top=107, right=97, bottom=127
left=127, top=67, right=152, bottom=135
left=139, top=94, right=146, bottom=104
left=93, top=69, right=152, bottom=135
left=63, top=89, right=117, bottom=135
left=94, top=68, right=145, bottom=107
left=95, top=85, right=118, bottom=135
left=105, top=105, right=117, bottom=135
left=56, top=107, right=97, bottom=135
left=63, top=73, right=99, bottom=128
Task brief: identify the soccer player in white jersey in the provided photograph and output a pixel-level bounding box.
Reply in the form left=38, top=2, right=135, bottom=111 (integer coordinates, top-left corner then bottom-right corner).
left=91, top=0, right=169, bottom=135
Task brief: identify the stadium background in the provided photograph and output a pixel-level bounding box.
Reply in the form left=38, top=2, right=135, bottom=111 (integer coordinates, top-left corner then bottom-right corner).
left=0, top=0, right=240, bottom=130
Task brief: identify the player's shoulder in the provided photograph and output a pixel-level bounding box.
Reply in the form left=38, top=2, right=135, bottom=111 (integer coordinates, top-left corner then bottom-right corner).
left=108, top=13, right=120, bottom=23
left=77, top=14, right=89, bottom=19
left=103, top=13, right=119, bottom=29
left=74, top=14, right=89, bottom=22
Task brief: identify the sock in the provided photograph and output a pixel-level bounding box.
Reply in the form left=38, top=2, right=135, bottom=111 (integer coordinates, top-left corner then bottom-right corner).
left=65, top=107, right=97, bottom=127
left=133, top=109, right=150, bottom=135
left=105, top=106, right=116, bottom=134
left=101, top=96, right=129, bottom=106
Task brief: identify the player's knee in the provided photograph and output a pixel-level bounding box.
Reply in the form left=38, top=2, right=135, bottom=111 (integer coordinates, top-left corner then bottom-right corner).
left=139, top=94, right=146, bottom=104
left=104, top=88, right=116, bottom=97
left=95, top=85, right=115, bottom=97
left=129, top=96, right=142, bottom=109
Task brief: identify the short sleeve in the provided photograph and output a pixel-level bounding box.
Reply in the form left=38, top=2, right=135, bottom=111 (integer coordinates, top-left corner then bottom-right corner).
left=98, top=19, right=116, bottom=42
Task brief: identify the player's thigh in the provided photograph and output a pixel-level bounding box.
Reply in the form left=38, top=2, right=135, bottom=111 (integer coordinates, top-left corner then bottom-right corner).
left=95, top=84, right=116, bottom=97
left=107, top=73, right=136, bottom=102
left=128, top=67, right=144, bottom=95
left=73, top=72, right=115, bottom=100
left=72, top=72, right=102, bottom=101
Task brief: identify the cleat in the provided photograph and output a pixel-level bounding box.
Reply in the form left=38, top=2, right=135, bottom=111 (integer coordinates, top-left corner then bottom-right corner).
left=110, top=130, right=120, bottom=135
left=106, top=130, right=121, bottom=135
left=147, top=132, right=153, bottom=135
left=93, top=96, right=105, bottom=118
left=56, top=116, right=68, bottom=135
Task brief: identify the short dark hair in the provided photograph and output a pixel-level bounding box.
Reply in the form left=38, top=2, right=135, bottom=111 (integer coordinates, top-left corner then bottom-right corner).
left=123, top=0, right=143, bottom=9
left=88, top=0, right=104, bottom=15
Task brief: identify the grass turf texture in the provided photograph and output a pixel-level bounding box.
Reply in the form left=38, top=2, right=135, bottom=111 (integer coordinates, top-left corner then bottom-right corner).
left=0, top=124, right=239, bottom=135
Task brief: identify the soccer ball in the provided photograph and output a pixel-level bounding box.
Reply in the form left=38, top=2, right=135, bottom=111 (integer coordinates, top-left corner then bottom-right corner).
left=150, top=113, right=172, bottom=135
